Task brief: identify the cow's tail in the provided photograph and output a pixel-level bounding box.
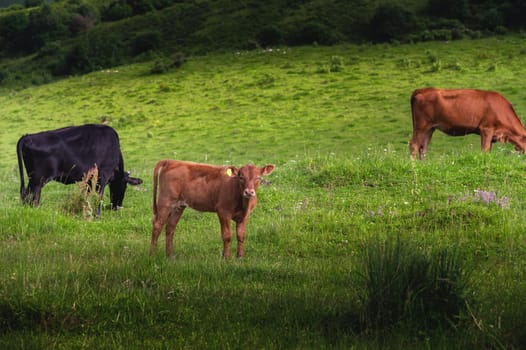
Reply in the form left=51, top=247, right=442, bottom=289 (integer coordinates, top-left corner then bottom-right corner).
left=16, top=136, right=26, bottom=200
left=410, top=89, right=421, bottom=129
left=118, top=151, right=125, bottom=177
left=152, top=161, right=164, bottom=217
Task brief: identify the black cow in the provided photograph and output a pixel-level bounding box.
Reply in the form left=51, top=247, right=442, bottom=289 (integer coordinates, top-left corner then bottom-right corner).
left=16, top=124, right=142, bottom=210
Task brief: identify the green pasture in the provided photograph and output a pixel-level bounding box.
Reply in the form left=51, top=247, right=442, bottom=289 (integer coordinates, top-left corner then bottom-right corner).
left=1, top=36, right=526, bottom=348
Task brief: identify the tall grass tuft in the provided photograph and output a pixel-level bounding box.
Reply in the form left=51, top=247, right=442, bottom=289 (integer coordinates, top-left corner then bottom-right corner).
left=359, top=236, right=471, bottom=333
left=63, top=166, right=101, bottom=220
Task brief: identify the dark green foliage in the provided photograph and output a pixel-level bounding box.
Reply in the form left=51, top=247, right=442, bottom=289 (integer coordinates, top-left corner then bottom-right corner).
left=132, top=30, right=162, bottom=55
left=149, top=52, right=186, bottom=74
left=256, top=25, right=283, bottom=47
left=0, top=68, right=7, bottom=82
left=503, top=0, right=526, bottom=28
left=23, top=3, right=70, bottom=52
left=24, top=0, right=42, bottom=7
left=53, top=31, right=126, bottom=75
left=286, top=21, right=339, bottom=45
left=101, top=0, right=133, bottom=21
left=0, top=10, right=28, bottom=52
left=426, top=0, right=470, bottom=20
left=481, top=8, right=504, bottom=31
left=0, top=0, right=524, bottom=84
left=0, top=10, right=27, bottom=35
left=370, top=4, right=417, bottom=43
left=68, top=1, right=99, bottom=33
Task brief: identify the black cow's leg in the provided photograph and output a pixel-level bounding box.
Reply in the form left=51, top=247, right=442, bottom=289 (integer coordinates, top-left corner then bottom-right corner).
left=27, top=179, right=42, bottom=206
left=96, top=183, right=106, bottom=217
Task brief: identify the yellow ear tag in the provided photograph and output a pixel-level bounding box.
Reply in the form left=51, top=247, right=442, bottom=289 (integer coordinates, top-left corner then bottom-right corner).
left=226, top=168, right=233, bottom=177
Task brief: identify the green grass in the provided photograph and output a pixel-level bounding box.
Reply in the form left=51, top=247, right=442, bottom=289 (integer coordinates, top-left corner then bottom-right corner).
left=1, top=36, right=526, bottom=348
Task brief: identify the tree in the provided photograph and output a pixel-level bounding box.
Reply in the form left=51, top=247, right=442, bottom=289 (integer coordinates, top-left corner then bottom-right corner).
left=370, top=4, right=416, bottom=42
left=427, top=0, right=469, bottom=20
left=25, top=0, right=44, bottom=8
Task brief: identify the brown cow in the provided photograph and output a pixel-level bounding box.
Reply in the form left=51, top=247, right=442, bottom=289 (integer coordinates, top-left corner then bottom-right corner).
left=410, top=88, right=526, bottom=159
left=151, top=160, right=275, bottom=258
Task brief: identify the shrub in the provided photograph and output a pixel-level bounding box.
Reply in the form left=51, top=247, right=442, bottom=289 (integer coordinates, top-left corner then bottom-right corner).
left=149, top=52, right=186, bottom=74
left=52, top=31, right=126, bottom=76
left=132, top=30, right=162, bottom=55
left=63, top=166, right=101, bottom=220
left=329, top=55, right=344, bottom=72
left=316, top=56, right=345, bottom=74
left=150, top=58, right=171, bottom=74
left=359, top=237, right=471, bottom=332
left=170, top=51, right=186, bottom=68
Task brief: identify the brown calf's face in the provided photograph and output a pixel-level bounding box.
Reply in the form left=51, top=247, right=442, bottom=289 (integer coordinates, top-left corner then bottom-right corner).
left=234, top=164, right=275, bottom=198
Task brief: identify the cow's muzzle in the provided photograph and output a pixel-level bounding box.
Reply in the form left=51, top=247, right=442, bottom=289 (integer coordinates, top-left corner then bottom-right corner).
left=243, top=188, right=256, bottom=198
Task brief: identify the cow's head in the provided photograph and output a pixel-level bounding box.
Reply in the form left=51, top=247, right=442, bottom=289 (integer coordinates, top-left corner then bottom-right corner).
left=504, top=135, right=526, bottom=153
left=232, top=164, right=275, bottom=198
left=514, top=136, right=526, bottom=153
left=109, top=171, right=143, bottom=209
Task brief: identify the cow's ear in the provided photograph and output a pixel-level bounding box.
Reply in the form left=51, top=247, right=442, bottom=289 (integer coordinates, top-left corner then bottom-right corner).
left=127, top=177, right=143, bottom=185
left=125, top=171, right=143, bottom=185
left=225, top=166, right=239, bottom=177
left=261, top=164, right=275, bottom=175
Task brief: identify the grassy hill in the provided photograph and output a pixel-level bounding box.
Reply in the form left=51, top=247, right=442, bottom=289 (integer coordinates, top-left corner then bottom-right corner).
left=1, top=36, right=526, bottom=348
left=1, top=0, right=524, bottom=88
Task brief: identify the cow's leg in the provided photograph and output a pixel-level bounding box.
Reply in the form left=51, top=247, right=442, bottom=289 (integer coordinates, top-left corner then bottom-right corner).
left=235, top=220, right=248, bottom=258
left=218, top=214, right=233, bottom=258
left=420, top=129, right=435, bottom=159
left=480, top=128, right=494, bottom=152
left=27, top=181, right=42, bottom=207
left=165, top=207, right=184, bottom=257
left=409, top=134, right=420, bottom=160
left=95, top=182, right=107, bottom=217
left=150, top=206, right=171, bottom=255
left=410, top=129, right=434, bottom=160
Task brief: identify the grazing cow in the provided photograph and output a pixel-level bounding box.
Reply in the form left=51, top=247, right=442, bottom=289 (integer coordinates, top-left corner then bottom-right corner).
left=151, top=160, right=275, bottom=258
left=17, top=124, right=143, bottom=211
left=410, top=88, right=526, bottom=159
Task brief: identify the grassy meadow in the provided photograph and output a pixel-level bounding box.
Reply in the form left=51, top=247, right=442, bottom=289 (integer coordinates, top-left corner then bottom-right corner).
left=1, top=35, right=526, bottom=348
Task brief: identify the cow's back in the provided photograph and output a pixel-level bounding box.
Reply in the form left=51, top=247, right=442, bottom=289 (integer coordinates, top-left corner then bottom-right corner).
left=155, top=160, right=234, bottom=212
left=20, top=124, right=122, bottom=183
left=411, top=88, right=523, bottom=133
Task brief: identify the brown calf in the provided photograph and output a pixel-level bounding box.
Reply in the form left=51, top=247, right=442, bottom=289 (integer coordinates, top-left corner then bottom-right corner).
left=151, top=160, right=275, bottom=257
left=410, top=88, right=526, bottom=159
